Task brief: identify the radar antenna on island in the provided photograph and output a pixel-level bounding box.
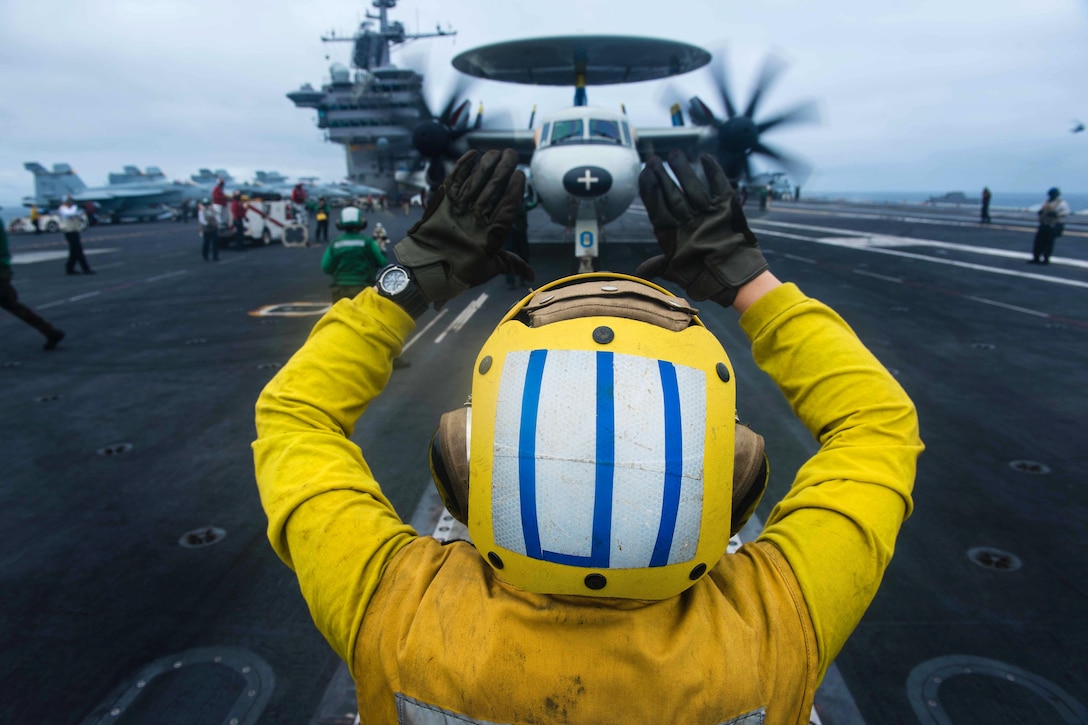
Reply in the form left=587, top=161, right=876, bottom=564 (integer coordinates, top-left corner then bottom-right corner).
left=320, top=0, right=455, bottom=71
left=287, top=1, right=456, bottom=196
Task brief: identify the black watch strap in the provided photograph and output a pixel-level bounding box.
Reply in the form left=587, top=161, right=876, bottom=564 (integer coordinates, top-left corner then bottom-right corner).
left=375, top=264, right=429, bottom=319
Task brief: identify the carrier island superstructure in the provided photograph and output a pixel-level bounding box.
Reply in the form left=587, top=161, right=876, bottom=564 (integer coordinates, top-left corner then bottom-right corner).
left=287, top=0, right=454, bottom=196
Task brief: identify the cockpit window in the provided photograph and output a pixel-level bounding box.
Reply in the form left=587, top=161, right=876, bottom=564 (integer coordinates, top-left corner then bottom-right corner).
left=589, top=119, right=622, bottom=144
left=538, top=122, right=551, bottom=148
left=551, top=119, right=584, bottom=145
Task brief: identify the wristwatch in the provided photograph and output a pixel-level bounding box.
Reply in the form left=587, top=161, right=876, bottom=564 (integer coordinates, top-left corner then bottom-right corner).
left=375, top=264, right=429, bottom=319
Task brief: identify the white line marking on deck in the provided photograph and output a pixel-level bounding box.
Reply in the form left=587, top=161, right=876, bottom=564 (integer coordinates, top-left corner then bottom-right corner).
left=145, top=271, right=188, bottom=283
left=402, top=308, right=449, bottom=353
left=965, top=296, right=1050, bottom=318
left=435, top=293, right=488, bottom=344
left=36, top=270, right=189, bottom=309
left=752, top=226, right=1088, bottom=289
left=853, top=269, right=903, bottom=283
left=755, top=220, right=1088, bottom=269
left=11, top=248, right=120, bottom=265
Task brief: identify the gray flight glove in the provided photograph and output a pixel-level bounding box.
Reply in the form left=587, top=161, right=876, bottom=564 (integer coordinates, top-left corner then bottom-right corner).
left=393, top=149, right=534, bottom=309
left=635, top=151, right=768, bottom=307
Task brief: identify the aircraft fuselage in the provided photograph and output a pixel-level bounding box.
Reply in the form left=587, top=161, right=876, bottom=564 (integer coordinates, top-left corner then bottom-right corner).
left=529, top=106, right=641, bottom=229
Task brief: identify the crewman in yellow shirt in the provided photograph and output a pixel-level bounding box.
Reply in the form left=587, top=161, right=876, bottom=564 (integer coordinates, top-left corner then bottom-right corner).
left=253, top=149, right=922, bottom=724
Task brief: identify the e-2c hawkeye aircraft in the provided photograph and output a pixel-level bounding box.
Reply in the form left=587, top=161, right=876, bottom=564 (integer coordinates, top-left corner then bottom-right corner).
left=404, top=36, right=818, bottom=271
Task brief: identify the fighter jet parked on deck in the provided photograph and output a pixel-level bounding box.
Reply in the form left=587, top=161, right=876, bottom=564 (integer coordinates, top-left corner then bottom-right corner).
left=250, top=171, right=386, bottom=204
left=108, top=166, right=168, bottom=185
left=104, top=166, right=207, bottom=208
left=188, top=169, right=281, bottom=200
left=22, top=162, right=200, bottom=222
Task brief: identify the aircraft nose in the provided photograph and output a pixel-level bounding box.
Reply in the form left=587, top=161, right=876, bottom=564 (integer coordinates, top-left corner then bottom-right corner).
left=563, top=166, right=613, bottom=197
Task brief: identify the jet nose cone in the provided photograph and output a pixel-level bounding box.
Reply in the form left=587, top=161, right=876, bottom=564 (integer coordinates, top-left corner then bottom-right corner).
left=563, top=166, right=613, bottom=197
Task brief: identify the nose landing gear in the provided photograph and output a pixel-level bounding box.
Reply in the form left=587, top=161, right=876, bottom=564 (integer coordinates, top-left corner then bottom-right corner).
left=575, top=216, right=600, bottom=274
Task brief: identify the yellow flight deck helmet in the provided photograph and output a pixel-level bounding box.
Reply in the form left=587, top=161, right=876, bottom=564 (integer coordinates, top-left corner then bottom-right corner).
left=430, top=273, right=768, bottom=600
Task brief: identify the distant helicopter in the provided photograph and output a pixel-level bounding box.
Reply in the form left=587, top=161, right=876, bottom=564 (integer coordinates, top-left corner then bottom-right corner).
left=403, top=35, right=817, bottom=271
left=1072, top=119, right=1085, bottom=134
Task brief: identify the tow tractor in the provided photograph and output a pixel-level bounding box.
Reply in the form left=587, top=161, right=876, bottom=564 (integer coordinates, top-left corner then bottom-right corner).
left=229, top=200, right=307, bottom=247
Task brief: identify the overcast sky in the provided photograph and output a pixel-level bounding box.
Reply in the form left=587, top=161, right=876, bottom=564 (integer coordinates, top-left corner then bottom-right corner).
left=1, top=0, right=1085, bottom=208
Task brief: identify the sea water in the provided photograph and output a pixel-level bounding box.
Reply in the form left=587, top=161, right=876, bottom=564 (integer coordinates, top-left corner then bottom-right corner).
left=809, top=190, right=1088, bottom=213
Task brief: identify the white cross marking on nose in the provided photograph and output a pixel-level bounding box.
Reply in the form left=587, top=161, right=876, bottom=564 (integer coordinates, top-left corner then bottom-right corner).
left=577, top=169, right=599, bottom=191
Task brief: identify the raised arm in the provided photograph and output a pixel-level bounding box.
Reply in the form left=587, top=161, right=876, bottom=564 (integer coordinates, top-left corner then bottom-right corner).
left=253, top=291, right=417, bottom=664
left=253, top=148, right=534, bottom=667
left=636, top=151, right=922, bottom=677
left=740, top=281, right=920, bottom=676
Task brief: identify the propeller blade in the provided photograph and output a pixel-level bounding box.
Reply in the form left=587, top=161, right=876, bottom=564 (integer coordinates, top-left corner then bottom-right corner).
left=448, top=99, right=472, bottom=131
left=741, top=154, right=752, bottom=183
left=688, top=96, right=718, bottom=126
left=709, top=53, right=738, bottom=120
left=652, top=82, right=688, bottom=127
left=437, top=73, right=476, bottom=123
left=427, top=160, right=448, bottom=188
left=756, top=100, right=820, bottom=134
left=399, top=51, right=435, bottom=120
left=751, top=141, right=812, bottom=184
left=715, top=152, right=746, bottom=183
left=743, top=54, right=787, bottom=119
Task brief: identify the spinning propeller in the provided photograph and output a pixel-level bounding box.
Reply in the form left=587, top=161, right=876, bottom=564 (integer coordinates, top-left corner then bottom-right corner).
left=404, top=67, right=517, bottom=188
left=409, top=72, right=476, bottom=187
left=675, top=52, right=819, bottom=183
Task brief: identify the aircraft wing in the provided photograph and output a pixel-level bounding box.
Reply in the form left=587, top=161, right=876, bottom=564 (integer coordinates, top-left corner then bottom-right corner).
left=633, top=126, right=716, bottom=162
left=462, top=130, right=538, bottom=166
left=84, top=187, right=172, bottom=201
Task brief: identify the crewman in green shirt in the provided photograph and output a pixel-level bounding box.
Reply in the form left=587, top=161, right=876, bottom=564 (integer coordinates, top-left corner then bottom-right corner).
left=321, top=206, right=387, bottom=303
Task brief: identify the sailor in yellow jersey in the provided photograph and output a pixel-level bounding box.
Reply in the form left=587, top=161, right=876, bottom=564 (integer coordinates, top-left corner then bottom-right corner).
left=253, top=149, right=922, bottom=724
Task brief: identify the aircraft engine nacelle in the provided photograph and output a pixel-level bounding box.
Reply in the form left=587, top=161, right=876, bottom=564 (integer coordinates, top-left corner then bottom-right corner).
left=530, top=144, right=639, bottom=228
left=719, top=116, right=760, bottom=155
left=412, top=120, right=451, bottom=159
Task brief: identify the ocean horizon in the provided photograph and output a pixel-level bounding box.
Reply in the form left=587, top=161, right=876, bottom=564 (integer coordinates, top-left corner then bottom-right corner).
left=806, top=190, right=1088, bottom=212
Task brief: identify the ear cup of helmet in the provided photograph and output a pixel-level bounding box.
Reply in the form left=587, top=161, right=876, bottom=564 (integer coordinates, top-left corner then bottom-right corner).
left=429, top=407, right=470, bottom=524
left=731, top=423, right=769, bottom=535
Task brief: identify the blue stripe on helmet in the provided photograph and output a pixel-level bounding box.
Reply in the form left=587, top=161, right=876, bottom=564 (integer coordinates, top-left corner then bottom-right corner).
left=525, top=351, right=617, bottom=570
left=650, top=360, right=684, bottom=567
left=518, top=349, right=547, bottom=559
left=589, top=351, right=615, bottom=567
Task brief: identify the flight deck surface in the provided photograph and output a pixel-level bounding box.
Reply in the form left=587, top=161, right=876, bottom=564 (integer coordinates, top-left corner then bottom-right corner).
left=1, top=201, right=1085, bottom=724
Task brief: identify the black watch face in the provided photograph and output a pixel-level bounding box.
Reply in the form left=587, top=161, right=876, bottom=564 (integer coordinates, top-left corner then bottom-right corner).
left=381, top=267, right=411, bottom=295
